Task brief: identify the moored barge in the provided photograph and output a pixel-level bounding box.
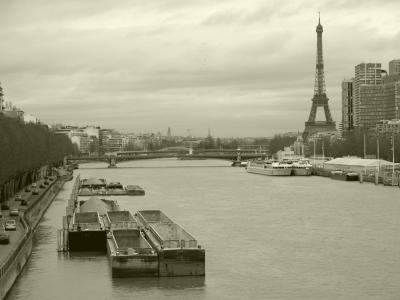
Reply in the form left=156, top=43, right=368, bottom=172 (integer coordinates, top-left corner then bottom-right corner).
left=78, top=178, right=145, bottom=196
left=136, top=210, right=205, bottom=276
left=105, top=211, right=158, bottom=277
left=67, top=197, right=119, bottom=252
left=125, top=185, right=145, bottom=195
left=60, top=178, right=205, bottom=278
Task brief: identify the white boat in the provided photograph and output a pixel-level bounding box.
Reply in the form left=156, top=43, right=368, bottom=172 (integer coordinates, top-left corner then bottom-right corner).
left=246, top=160, right=292, bottom=176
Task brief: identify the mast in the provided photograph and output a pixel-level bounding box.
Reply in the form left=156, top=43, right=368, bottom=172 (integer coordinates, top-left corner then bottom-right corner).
left=392, top=134, right=395, bottom=175
left=377, top=137, right=380, bottom=173
left=363, top=134, right=366, bottom=159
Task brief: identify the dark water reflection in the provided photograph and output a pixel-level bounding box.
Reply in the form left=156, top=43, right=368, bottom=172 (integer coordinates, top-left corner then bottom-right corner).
left=112, top=276, right=205, bottom=290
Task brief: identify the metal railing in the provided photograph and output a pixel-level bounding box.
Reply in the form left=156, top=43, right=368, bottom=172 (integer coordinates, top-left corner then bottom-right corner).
left=148, top=226, right=198, bottom=249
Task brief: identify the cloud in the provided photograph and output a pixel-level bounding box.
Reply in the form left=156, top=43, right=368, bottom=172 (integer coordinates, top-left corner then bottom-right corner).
left=0, top=0, right=399, bottom=136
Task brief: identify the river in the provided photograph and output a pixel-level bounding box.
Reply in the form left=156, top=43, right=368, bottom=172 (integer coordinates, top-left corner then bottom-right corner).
left=6, top=158, right=400, bottom=299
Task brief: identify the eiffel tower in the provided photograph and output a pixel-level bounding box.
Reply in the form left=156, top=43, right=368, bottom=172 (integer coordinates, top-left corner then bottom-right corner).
left=303, top=15, right=336, bottom=140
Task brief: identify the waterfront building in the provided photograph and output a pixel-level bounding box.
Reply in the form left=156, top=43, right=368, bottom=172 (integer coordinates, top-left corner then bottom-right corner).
left=23, top=114, right=39, bottom=124
left=375, top=119, right=400, bottom=135
left=353, top=63, right=382, bottom=127
left=99, top=128, right=117, bottom=153
left=389, top=59, right=400, bottom=75
left=71, top=135, right=91, bottom=154
left=342, top=79, right=354, bottom=133
left=344, top=61, right=400, bottom=130
left=55, top=125, right=99, bottom=154
left=303, top=15, right=336, bottom=140
left=307, top=130, right=340, bottom=143
left=324, top=157, right=395, bottom=173
left=277, top=147, right=295, bottom=161
left=102, top=136, right=128, bottom=153
left=83, top=125, right=100, bottom=139
left=3, top=109, right=24, bottom=121
left=358, top=82, right=399, bottom=128
left=292, top=135, right=305, bottom=157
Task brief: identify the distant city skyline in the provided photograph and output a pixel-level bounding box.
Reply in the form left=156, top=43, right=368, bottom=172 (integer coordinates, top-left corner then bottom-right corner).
left=0, top=0, right=399, bottom=136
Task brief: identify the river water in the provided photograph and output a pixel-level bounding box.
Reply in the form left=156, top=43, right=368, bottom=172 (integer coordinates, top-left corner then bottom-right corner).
left=6, top=158, right=400, bottom=299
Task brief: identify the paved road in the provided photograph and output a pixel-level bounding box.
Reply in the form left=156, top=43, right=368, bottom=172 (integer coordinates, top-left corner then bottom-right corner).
left=0, top=178, right=50, bottom=266
left=0, top=218, right=25, bottom=262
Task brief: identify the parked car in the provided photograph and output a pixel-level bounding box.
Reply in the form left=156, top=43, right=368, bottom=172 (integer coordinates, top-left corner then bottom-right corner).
left=25, top=186, right=31, bottom=192
left=15, top=194, right=23, bottom=201
left=39, top=183, right=46, bottom=189
left=20, top=200, right=28, bottom=206
left=9, top=209, right=19, bottom=216
left=32, top=188, right=39, bottom=195
left=5, top=220, right=17, bottom=231
left=0, top=232, right=10, bottom=244
left=31, top=183, right=37, bottom=189
left=44, top=180, right=50, bottom=185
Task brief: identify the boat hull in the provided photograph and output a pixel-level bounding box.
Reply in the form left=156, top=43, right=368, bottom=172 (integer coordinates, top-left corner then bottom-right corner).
left=108, top=252, right=159, bottom=277
left=331, top=173, right=359, bottom=181
left=68, top=230, right=107, bottom=252
left=158, top=249, right=205, bottom=277
left=247, top=166, right=292, bottom=176
left=292, top=168, right=312, bottom=176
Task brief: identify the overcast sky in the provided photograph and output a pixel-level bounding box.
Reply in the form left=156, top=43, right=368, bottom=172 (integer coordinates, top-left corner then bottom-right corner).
left=0, top=0, right=399, bottom=137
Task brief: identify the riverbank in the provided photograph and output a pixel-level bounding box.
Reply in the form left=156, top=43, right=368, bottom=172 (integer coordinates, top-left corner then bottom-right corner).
left=312, top=166, right=400, bottom=187
left=0, top=177, right=65, bottom=300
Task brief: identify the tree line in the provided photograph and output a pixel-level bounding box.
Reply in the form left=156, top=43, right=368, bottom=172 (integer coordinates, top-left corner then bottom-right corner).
left=310, top=129, right=400, bottom=162
left=0, top=115, right=75, bottom=185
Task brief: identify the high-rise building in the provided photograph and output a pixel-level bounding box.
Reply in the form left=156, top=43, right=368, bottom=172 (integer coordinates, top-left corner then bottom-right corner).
left=353, top=63, right=382, bottom=127
left=358, top=83, right=399, bottom=128
left=341, top=79, right=354, bottom=133
left=303, top=15, right=336, bottom=139
left=389, top=59, right=400, bottom=75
